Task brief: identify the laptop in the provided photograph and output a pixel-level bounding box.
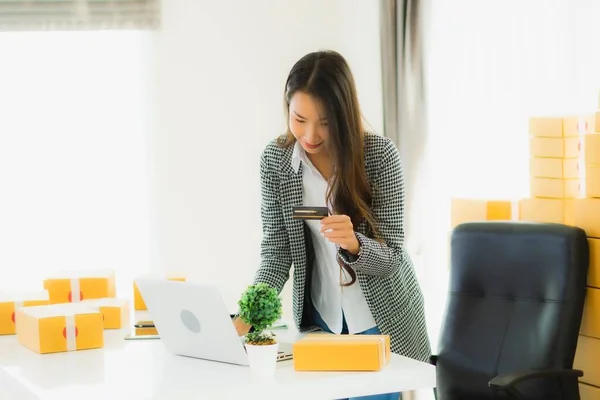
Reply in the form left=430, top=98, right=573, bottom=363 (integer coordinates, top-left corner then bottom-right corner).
left=134, top=278, right=293, bottom=366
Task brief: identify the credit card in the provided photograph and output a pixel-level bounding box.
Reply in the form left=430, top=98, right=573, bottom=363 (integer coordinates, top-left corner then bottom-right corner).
left=292, top=206, right=329, bottom=220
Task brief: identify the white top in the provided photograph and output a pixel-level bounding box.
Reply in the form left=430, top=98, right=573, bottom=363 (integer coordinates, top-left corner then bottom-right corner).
left=0, top=326, right=436, bottom=400
left=291, top=142, right=377, bottom=334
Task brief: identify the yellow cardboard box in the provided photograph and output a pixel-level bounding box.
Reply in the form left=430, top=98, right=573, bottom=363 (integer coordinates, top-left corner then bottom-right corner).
left=43, top=269, right=116, bottom=304
left=585, top=133, right=600, bottom=165
left=530, top=177, right=581, bottom=199
left=133, top=274, right=186, bottom=310
left=450, top=199, right=515, bottom=229
left=572, top=199, right=600, bottom=238
left=529, top=117, right=564, bottom=137
left=529, top=115, right=594, bottom=137
left=580, top=382, right=600, bottom=400
left=0, top=291, right=49, bottom=335
left=589, top=238, right=600, bottom=289
left=80, top=298, right=129, bottom=330
left=575, top=335, right=600, bottom=387
left=16, top=303, right=104, bottom=354
left=518, top=198, right=574, bottom=225
left=563, top=115, right=596, bottom=136
left=595, top=111, right=600, bottom=133
left=293, top=333, right=391, bottom=371
left=529, top=157, right=581, bottom=179
left=529, top=137, right=581, bottom=158
left=581, top=287, right=600, bottom=339
left=587, top=165, right=600, bottom=198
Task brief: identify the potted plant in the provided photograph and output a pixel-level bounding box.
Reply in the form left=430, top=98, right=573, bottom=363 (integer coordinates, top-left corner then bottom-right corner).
left=238, top=283, right=282, bottom=377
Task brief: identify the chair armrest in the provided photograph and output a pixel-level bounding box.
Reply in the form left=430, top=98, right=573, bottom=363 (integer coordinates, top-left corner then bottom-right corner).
left=489, top=368, right=583, bottom=390
left=429, top=355, right=438, bottom=366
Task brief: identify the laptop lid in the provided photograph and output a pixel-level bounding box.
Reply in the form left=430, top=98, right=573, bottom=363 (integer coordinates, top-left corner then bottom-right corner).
left=135, top=279, right=250, bottom=366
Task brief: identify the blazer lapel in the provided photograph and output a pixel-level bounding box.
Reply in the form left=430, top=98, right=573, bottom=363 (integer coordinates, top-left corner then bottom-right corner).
left=279, top=147, right=306, bottom=268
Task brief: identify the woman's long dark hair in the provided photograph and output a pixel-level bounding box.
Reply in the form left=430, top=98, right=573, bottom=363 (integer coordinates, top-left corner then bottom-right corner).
left=280, top=50, right=379, bottom=286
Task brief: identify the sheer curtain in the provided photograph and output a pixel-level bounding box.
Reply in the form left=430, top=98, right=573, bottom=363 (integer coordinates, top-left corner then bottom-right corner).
left=423, top=0, right=600, bottom=338
left=0, top=31, right=154, bottom=298
left=413, top=1, right=600, bottom=398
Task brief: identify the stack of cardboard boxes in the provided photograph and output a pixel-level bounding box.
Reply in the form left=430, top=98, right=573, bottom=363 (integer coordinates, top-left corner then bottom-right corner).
left=450, top=111, right=600, bottom=398
left=1, top=270, right=188, bottom=355
left=573, top=115, right=600, bottom=398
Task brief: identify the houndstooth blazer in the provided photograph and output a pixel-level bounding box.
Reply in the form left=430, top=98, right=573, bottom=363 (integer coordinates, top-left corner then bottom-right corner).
left=253, top=132, right=431, bottom=362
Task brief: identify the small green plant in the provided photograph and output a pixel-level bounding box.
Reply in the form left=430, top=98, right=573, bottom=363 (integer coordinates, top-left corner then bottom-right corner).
left=238, top=283, right=282, bottom=345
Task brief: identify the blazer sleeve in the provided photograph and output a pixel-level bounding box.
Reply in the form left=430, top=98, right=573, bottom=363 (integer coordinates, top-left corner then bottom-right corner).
left=252, top=148, right=293, bottom=293
left=337, top=139, right=409, bottom=277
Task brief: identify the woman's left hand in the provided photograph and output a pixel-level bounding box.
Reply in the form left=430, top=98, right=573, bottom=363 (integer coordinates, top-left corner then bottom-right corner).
left=320, top=215, right=361, bottom=255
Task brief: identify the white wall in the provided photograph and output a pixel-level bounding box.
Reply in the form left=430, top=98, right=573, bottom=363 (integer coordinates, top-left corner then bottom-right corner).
left=152, top=0, right=383, bottom=317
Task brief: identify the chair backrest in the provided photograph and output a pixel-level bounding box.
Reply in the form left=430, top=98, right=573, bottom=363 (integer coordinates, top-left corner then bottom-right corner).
left=436, top=222, right=589, bottom=399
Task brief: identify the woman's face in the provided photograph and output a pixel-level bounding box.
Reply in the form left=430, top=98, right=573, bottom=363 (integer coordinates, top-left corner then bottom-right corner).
left=288, top=92, right=329, bottom=155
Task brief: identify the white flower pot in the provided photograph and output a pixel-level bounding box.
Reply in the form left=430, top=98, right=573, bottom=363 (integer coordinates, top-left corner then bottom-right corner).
left=245, top=342, right=279, bottom=378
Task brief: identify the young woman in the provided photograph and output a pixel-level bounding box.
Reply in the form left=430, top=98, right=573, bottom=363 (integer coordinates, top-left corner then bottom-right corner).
left=234, top=50, right=431, bottom=400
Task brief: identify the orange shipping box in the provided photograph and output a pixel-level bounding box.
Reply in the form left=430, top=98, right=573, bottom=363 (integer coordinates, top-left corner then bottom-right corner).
left=530, top=177, right=581, bottom=199
left=529, top=158, right=581, bottom=179
left=133, top=273, right=186, bottom=310
left=0, top=291, right=49, bottom=335
left=518, top=198, right=574, bottom=225
left=585, top=133, right=600, bottom=165
left=16, top=303, right=104, bottom=354
left=572, top=199, right=600, bottom=238
left=529, top=137, right=581, bottom=158
left=80, top=298, right=129, bottom=330
left=43, top=269, right=116, bottom=304
left=450, top=199, right=515, bottom=229
left=293, top=333, right=391, bottom=372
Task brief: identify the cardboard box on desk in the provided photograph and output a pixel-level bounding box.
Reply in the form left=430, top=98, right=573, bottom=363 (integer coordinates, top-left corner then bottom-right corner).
left=43, top=269, right=116, bottom=304
left=16, top=303, right=104, bottom=354
left=133, top=274, right=186, bottom=311
left=293, top=333, right=390, bottom=372
left=80, top=298, right=129, bottom=330
left=0, top=291, right=49, bottom=335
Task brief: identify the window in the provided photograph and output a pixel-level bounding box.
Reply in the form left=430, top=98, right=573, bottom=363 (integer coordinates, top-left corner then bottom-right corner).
left=0, top=31, right=154, bottom=296
left=422, top=0, right=600, bottom=349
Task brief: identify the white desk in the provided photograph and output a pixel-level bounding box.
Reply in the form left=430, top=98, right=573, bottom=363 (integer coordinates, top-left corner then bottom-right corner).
left=0, top=325, right=436, bottom=400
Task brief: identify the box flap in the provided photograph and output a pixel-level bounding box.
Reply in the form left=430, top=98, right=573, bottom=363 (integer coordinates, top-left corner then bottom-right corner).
left=0, top=290, right=49, bottom=303
left=45, top=269, right=114, bottom=280
left=20, top=303, right=100, bottom=318
left=80, top=298, right=128, bottom=308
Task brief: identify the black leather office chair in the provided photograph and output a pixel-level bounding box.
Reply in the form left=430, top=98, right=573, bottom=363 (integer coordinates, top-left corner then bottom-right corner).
left=432, top=222, right=589, bottom=400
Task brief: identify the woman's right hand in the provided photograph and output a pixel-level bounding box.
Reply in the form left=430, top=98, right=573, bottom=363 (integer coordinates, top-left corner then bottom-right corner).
left=233, top=317, right=252, bottom=336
